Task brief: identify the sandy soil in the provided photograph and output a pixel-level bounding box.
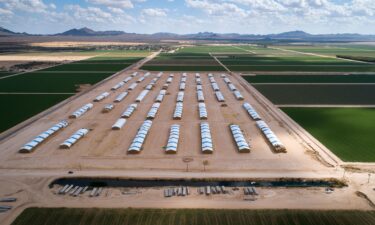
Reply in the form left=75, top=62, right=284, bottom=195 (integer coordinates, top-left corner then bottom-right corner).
left=0, top=71, right=332, bottom=173
left=0, top=55, right=91, bottom=62
left=29, top=41, right=146, bottom=48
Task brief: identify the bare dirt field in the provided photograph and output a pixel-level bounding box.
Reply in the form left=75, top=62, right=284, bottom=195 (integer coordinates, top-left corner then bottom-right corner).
left=0, top=71, right=332, bottom=172
left=29, top=41, right=146, bottom=48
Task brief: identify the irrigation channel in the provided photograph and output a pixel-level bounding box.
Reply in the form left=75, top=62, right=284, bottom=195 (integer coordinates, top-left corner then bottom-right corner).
left=50, top=177, right=345, bottom=188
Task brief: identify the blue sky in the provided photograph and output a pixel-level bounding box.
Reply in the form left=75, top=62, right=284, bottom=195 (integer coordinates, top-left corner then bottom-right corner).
left=0, top=0, right=374, bottom=34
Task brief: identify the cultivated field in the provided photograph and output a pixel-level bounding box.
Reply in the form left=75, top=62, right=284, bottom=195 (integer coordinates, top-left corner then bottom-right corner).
left=142, top=46, right=248, bottom=71
left=283, top=108, right=375, bottom=162
left=143, top=44, right=375, bottom=73
left=11, top=208, right=375, bottom=225
left=0, top=50, right=151, bottom=132
left=217, top=45, right=375, bottom=73
left=244, top=74, right=375, bottom=83
left=282, top=45, right=375, bottom=57
left=252, top=84, right=375, bottom=105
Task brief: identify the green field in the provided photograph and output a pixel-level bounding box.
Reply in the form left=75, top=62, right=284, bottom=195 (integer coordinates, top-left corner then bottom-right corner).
left=219, top=54, right=375, bottom=72
left=0, top=50, right=150, bottom=133
left=0, top=94, right=72, bottom=132
left=283, top=108, right=375, bottom=162
left=0, top=72, right=114, bottom=93
left=243, top=75, right=375, bottom=83
left=0, top=72, right=15, bottom=77
left=143, top=44, right=375, bottom=72
left=282, top=45, right=375, bottom=57
left=211, top=45, right=375, bottom=72
left=142, top=46, right=238, bottom=71
left=253, top=84, right=375, bottom=105
left=142, top=53, right=225, bottom=71
left=11, top=208, right=375, bottom=225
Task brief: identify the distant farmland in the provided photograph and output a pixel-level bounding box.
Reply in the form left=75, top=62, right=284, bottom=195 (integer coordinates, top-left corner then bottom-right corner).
left=243, top=75, right=375, bottom=83
left=0, top=50, right=151, bottom=133
left=252, top=84, right=375, bottom=105
left=282, top=45, right=375, bottom=58
left=214, top=45, right=375, bottom=73
left=142, top=52, right=225, bottom=71
left=283, top=108, right=375, bottom=162
left=142, top=46, right=247, bottom=71
left=12, top=208, right=375, bottom=225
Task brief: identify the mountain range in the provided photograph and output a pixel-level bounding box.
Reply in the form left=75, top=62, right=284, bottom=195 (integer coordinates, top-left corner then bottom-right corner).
left=1, top=27, right=375, bottom=42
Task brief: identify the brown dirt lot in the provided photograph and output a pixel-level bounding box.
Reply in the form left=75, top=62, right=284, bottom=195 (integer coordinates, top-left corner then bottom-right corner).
left=0, top=71, right=330, bottom=173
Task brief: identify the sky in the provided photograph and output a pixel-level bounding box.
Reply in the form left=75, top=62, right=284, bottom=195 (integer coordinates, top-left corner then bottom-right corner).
left=0, top=0, right=374, bottom=35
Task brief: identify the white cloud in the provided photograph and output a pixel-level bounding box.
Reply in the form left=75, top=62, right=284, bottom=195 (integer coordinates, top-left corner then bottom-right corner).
left=65, top=4, right=135, bottom=25
left=108, top=7, right=124, bottom=14
left=0, top=7, right=13, bottom=15
left=66, top=4, right=113, bottom=23
left=0, top=0, right=48, bottom=13
left=141, top=8, right=167, bottom=17
left=86, top=0, right=134, bottom=8
left=186, top=0, right=248, bottom=17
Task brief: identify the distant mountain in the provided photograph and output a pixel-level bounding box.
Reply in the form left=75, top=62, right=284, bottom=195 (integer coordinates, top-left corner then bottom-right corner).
left=0, top=26, right=375, bottom=42
left=0, top=27, right=19, bottom=36
left=270, top=30, right=312, bottom=38
left=57, top=27, right=126, bottom=36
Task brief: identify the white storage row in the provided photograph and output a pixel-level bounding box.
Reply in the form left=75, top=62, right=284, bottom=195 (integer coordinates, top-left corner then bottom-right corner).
left=145, top=84, right=154, bottom=90
left=19, top=120, right=69, bottom=153
left=131, top=72, right=138, bottom=77
left=136, top=76, right=145, bottom=83
left=165, top=124, right=180, bottom=153
left=128, top=120, right=153, bottom=153
left=256, top=120, right=286, bottom=152
left=229, top=124, right=250, bottom=153
left=211, top=82, right=220, bottom=91
left=114, top=92, right=128, bottom=102
left=147, top=103, right=161, bottom=119
left=135, top=90, right=149, bottom=102
left=123, top=76, right=132, bottom=83
left=128, top=82, right=138, bottom=90
left=198, top=102, right=208, bottom=119
left=215, top=91, right=225, bottom=102
left=228, top=83, right=237, bottom=91
left=243, top=102, right=261, bottom=120
left=179, top=83, right=186, bottom=91
left=233, top=90, right=244, bottom=100
left=166, top=77, right=173, bottom=84
left=121, top=104, right=137, bottom=118
left=60, top=128, right=89, bottom=149
left=70, top=103, right=94, bottom=119
left=200, top=122, right=213, bottom=153
left=173, top=102, right=183, bottom=120
left=111, top=81, right=125, bottom=90
left=94, top=92, right=110, bottom=102
left=177, top=91, right=184, bottom=102
left=155, top=90, right=167, bottom=102
left=112, top=118, right=127, bottom=130
left=102, top=104, right=114, bottom=113
left=197, top=90, right=205, bottom=102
